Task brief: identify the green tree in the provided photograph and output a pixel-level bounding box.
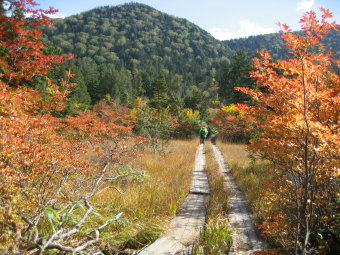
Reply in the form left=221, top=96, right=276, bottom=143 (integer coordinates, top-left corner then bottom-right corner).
left=149, top=74, right=169, bottom=109
left=219, top=50, right=255, bottom=104
left=75, top=58, right=102, bottom=103
left=47, top=63, right=91, bottom=115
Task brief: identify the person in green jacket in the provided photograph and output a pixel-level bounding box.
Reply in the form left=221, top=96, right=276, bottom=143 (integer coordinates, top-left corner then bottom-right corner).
left=199, top=126, right=208, bottom=144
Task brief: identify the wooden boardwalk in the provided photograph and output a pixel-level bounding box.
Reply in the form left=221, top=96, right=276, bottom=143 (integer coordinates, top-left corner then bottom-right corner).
left=211, top=144, right=267, bottom=255
left=138, top=144, right=210, bottom=255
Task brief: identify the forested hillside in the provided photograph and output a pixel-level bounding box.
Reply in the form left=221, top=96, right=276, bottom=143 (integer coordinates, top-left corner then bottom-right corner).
left=45, top=3, right=231, bottom=70
left=223, top=30, right=340, bottom=59
left=43, top=3, right=231, bottom=110
left=43, top=2, right=340, bottom=111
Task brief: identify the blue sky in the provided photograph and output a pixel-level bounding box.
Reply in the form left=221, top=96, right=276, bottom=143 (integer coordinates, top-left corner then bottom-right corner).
left=37, top=0, right=339, bottom=40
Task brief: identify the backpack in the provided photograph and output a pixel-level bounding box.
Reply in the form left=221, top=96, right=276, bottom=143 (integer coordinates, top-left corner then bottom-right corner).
left=200, top=128, right=207, bottom=136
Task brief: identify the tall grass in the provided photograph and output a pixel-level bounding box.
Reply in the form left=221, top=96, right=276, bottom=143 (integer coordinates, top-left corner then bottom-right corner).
left=215, top=141, right=251, bottom=167
left=87, top=139, right=198, bottom=253
left=216, top=141, right=273, bottom=232
left=192, top=143, right=232, bottom=254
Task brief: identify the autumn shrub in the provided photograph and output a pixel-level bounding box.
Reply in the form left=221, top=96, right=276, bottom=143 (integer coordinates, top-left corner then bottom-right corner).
left=174, top=108, right=201, bottom=139
left=131, top=97, right=178, bottom=153
left=210, top=104, right=255, bottom=143
left=0, top=73, right=145, bottom=255
left=91, top=97, right=133, bottom=126
left=236, top=9, right=339, bottom=254
left=0, top=1, right=145, bottom=254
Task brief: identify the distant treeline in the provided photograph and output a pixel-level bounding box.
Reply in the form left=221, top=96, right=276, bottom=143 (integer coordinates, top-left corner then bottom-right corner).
left=223, top=30, right=340, bottom=59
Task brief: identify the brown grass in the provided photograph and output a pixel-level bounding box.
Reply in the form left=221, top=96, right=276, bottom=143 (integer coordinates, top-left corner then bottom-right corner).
left=89, top=139, right=198, bottom=252
left=216, top=141, right=272, bottom=221
left=215, top=141, right=250, bottom=167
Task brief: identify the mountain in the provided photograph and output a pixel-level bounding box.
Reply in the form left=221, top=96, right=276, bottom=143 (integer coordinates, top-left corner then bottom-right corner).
left=223, top=30, right=340, bottom=59
left=43, top=3, right=339, bottom=110
left=44, top=3, right=232, bottom=81
left=43, top=3, right=234, bottom=110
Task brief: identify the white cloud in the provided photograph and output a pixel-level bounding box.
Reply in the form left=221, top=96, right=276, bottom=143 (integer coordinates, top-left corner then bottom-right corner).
left=210, top=20, right=275, bottom=40
left=47, top=13, right=66, bottom=19
left=296, top=0, right=315, bottom=12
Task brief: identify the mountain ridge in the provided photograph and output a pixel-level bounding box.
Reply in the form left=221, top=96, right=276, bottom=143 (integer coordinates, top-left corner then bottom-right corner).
left=45, top=3, right=232, bottom=72
left=43, top=2, right=339, bottom=109
left=222, top=30, right=340, bottom=59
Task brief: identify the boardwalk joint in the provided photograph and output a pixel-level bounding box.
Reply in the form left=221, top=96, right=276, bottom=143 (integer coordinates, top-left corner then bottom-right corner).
left=189, top=191, right=210, bottom=195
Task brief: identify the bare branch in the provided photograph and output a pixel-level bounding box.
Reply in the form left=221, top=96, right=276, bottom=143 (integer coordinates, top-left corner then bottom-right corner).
left=96, top=218, right=116, bottom=232
left=104, top=172, right=142, bottom=181
left=44, top=230, right=100, bottom=252
left=95, top=185, right=124, bottom=196
left=56, top=198, right=93, bottom=240
left=73, top=230, right=100, bottom=252
left=44, top=243, right=73, bottom=252
left=22, top=216, right=34, bottom=226
left=40, top=229, right=63, bottom=254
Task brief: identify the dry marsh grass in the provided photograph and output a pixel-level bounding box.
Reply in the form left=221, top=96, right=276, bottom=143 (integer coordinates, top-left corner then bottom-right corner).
left=216, top=141, right=272, bottom=222
left=216, top=141, right=250, bottom=167
left=192, top=143, right=232, bottom=254
left=90, top=139, right=198, bottom=252
left=204, top=144, right=229, bottom=220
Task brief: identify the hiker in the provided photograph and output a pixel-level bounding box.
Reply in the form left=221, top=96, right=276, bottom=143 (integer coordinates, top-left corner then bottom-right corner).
left=199, top=126, right=208, bottom=144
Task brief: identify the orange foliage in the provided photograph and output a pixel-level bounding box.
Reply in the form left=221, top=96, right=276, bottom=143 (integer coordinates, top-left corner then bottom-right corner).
left=236, top=9, right=339, bottom=254
left=0, top=1, right=145, bottom=253
left=210, top=104, right=255, bottom=143
left=0, top=0, right=73, bottom=85
left=91, top=98, right=133, bottom=126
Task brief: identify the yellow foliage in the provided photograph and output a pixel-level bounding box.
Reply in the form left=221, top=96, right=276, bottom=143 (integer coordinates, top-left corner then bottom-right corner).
left=181, top=108, right=200, bottom=121
left=221, top=104, right=244, bottom=118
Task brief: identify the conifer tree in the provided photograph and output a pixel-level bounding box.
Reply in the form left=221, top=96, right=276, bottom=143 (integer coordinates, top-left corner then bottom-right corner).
left=149, top=74, right=169, bottom=109
left=219, top=50, right=255, bottom=104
